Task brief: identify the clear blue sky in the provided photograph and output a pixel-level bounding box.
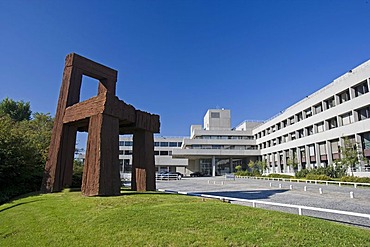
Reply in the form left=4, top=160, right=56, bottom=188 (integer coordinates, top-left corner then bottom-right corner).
left=1, top=0, right=370, bottom=139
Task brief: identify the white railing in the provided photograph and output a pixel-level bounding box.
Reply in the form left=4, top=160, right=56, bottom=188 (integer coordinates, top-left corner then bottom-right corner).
left=236, top=176, right=370, bottom=188
left=199, top=194, right=370, bottom=221
left=157, top=189, right=370, bottom=223
left=156, top=174, right=181, bottom=180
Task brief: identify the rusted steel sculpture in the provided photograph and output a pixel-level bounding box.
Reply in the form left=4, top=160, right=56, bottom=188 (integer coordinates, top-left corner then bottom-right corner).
left=41, top=53, right=160, bottom=196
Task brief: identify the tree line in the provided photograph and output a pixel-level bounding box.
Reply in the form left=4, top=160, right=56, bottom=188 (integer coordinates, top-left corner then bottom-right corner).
left=0, top=98, right=53, bottom=203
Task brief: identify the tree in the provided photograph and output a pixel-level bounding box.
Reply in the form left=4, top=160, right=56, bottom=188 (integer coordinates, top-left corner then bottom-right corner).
left=0, top=106, right=53, bottom=203
left=287, top=153, right=298, bottom=171
left=339, top=137, right=363, bottom=175
left=0, top=97, right=31, bottom=121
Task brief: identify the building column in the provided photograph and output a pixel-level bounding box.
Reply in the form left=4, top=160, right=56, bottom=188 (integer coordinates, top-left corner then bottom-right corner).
left=212, top=156, right=216, bottom=177
left=326, top=141, right=333, bottom=165
left=305, top=145, right=311, bottom=169
left=282, top=150, right=287, bottom=173
left=276, top=153, right=281, bottom=173
left=229, top=157, right=233, bottom=173
left=315, top=143, right=321, bottom=168
left=296, top=148, right=302, bottom=171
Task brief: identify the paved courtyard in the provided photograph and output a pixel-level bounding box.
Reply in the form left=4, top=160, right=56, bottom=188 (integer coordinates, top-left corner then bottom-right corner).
left=156, top=177, right=370, bottom=228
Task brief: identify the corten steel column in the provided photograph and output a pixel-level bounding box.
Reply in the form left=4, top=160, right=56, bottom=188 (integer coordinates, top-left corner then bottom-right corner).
left=41, top=62, right=83, bottom=193
left=82, top=113, right=120, bottom=196
left=132, top=130, right=155, bottom=191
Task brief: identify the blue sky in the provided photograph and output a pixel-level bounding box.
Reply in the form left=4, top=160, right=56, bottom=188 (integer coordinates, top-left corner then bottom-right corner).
left=1, top=0, right=370, bottom=140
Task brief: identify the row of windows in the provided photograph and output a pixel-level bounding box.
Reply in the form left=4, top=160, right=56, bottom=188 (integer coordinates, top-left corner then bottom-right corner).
left=256, top=79, right=369, bottom=139
left=186, top=145, right=258, bottom=150
left=263, top=133, right=370, bottom=165
left=259, top=105, right=370, bottom=149
left=194, top=135, right=254, bottom=140
left=119, top=150, right=173, bottom=156
left=119, top=141, right=182, bottom=147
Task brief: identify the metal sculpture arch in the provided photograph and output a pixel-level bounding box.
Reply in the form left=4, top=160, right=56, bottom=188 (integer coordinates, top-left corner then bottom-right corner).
left=41, top=53, right=160, bottom=196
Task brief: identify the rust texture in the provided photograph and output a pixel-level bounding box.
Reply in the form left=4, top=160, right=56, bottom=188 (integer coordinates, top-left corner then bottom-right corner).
left=41, top=53, right=160, bottom=196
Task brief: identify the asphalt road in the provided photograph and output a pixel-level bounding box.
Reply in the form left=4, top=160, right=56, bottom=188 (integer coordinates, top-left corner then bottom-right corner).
left=156, top=176, right=370, bottom=228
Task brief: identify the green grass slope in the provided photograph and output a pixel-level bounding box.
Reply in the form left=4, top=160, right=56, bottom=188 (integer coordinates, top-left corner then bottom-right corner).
left=1, top=190, right=369, bottom=247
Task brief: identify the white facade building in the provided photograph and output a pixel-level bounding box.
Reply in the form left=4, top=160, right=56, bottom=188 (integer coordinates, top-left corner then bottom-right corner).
left=254, top=60, right=370, bottom=175
left=120, top=59, right=370, bottom=177
left=119, top=136, right=188, bottom=176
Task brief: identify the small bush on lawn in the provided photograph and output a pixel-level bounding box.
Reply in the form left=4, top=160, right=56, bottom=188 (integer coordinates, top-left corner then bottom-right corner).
left=341, top=176, right=370, bottom=183
left=266, top=174, right=295, bottom=179
left=306, top=174, right=332, bottom=181
left=295, top=169, right=309, bottom=178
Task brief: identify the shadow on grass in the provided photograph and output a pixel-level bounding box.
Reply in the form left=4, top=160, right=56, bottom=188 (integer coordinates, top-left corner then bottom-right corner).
left=0, top=199, right=40, bottom=212
left=195, top=189, right=289, bottom=200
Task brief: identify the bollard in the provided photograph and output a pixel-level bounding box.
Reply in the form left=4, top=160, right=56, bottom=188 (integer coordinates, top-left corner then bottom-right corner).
left=221, top=181, right=224, bottom=185
left=289, top=185, right=293, bottom=190
left=208, top=180, right=210, bottom=184
left=339, top=182, right=341, bottom=187
left=319, top=188, right=323, bottom=194
left=326, top=182, right=328, bottom=186
left=279, top=184, right=282, bottom=189
left=269, top=182, right=272, bottom=187
left=213, top=181, right=216, bottom=185
left=304, top=186, right=307, bottom=191
left=252, top=201, right=256, bottom=208
left=354, top=184, right=357, bottom=189
left=298, top=207, right=302, bottom=216
left=350, top=191, right=354, bottom=199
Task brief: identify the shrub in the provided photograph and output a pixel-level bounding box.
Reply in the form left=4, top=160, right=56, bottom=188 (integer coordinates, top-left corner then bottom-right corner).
left=266, top=174, right=294, bottom=179
left=306, top=174, right=332, bottom=181
left=340, top=176, right=370, bottom=183
left=295, top=169, right=309, bottom=178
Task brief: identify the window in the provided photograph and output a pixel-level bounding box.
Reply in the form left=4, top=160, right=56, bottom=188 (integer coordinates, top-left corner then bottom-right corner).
left=119, top=141, right=125, bottom=146
left=317, top=122, right=324, bottom=133
left=331, top=140, right=339, bottom=153
left=337, top=89, right=350, bottom=104
left=177, top=142, right=182, bottom=147
left=340, top=112, right=353, bottom=126
left=290, top=132, right=296, bottom=140
left=356, top=105, right=370, bottom=121
left=211, top=112, right=220, bottom=118
left=314, top=103, right=322, bottom=114
left=282, top=120, right=287, bottom=128
left=319, top=143, right=327, bottom=155
left=327, top=117, right=338, bottom=130
left=353, top=80, right=369, bottom=97
left=160, top=151, right=169, bottom=156
left=306, top=126, right=313, bottom=136
left=119, top=150, right=124, bottom=155
left=169, top=142, right=177, bottom=147
left=154, top=151, right=159, bottom=155
left=309, top=145, right=315, bottom=156
left=124, top=141, right=133, bottom=146
left=154, top=142, right=160, bottom=147
left=124, top=150, right=132, bottom=155
left=289, top=116, right=295, bottom=125
left=305, top=108, right=312, bottom=118
left=324, top=97, right=335, bottom=109
left=160, top=142, right=169, bottom=147
left=297, top=129, right=304, bottom=138
left=296, top=112, right=303, bottom=122
left=362, top=132, right=370, bottom=149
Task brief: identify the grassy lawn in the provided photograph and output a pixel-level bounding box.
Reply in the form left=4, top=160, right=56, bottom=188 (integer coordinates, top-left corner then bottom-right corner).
left=1, top=190, right=370, bottom=246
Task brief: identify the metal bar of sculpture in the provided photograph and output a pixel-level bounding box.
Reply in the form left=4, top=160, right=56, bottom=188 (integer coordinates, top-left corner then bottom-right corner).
left=41, top=53, right=160, bottom=196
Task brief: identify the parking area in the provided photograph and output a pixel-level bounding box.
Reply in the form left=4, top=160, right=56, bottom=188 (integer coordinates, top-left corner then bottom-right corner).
left=156, top=177, right=370, bottom=227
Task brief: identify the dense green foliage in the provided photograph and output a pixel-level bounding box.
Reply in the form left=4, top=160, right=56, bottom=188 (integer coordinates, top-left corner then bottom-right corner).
left=265, top=174, right=294, bottom=179
left=1, top=191, right=369, bottom=246
left=0, top=99, right=53, bottom=204
left=295, top=165, right=347, bottom=179
left=0, top=97, right=31, bottom=121
left=340, top=176, right=370, bottom=183
left=71, top=159, right=84, bottom=188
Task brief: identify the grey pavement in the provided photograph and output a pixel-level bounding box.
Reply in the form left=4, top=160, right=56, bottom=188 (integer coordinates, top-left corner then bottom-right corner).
left=156, top=177, right=370, bottom=228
